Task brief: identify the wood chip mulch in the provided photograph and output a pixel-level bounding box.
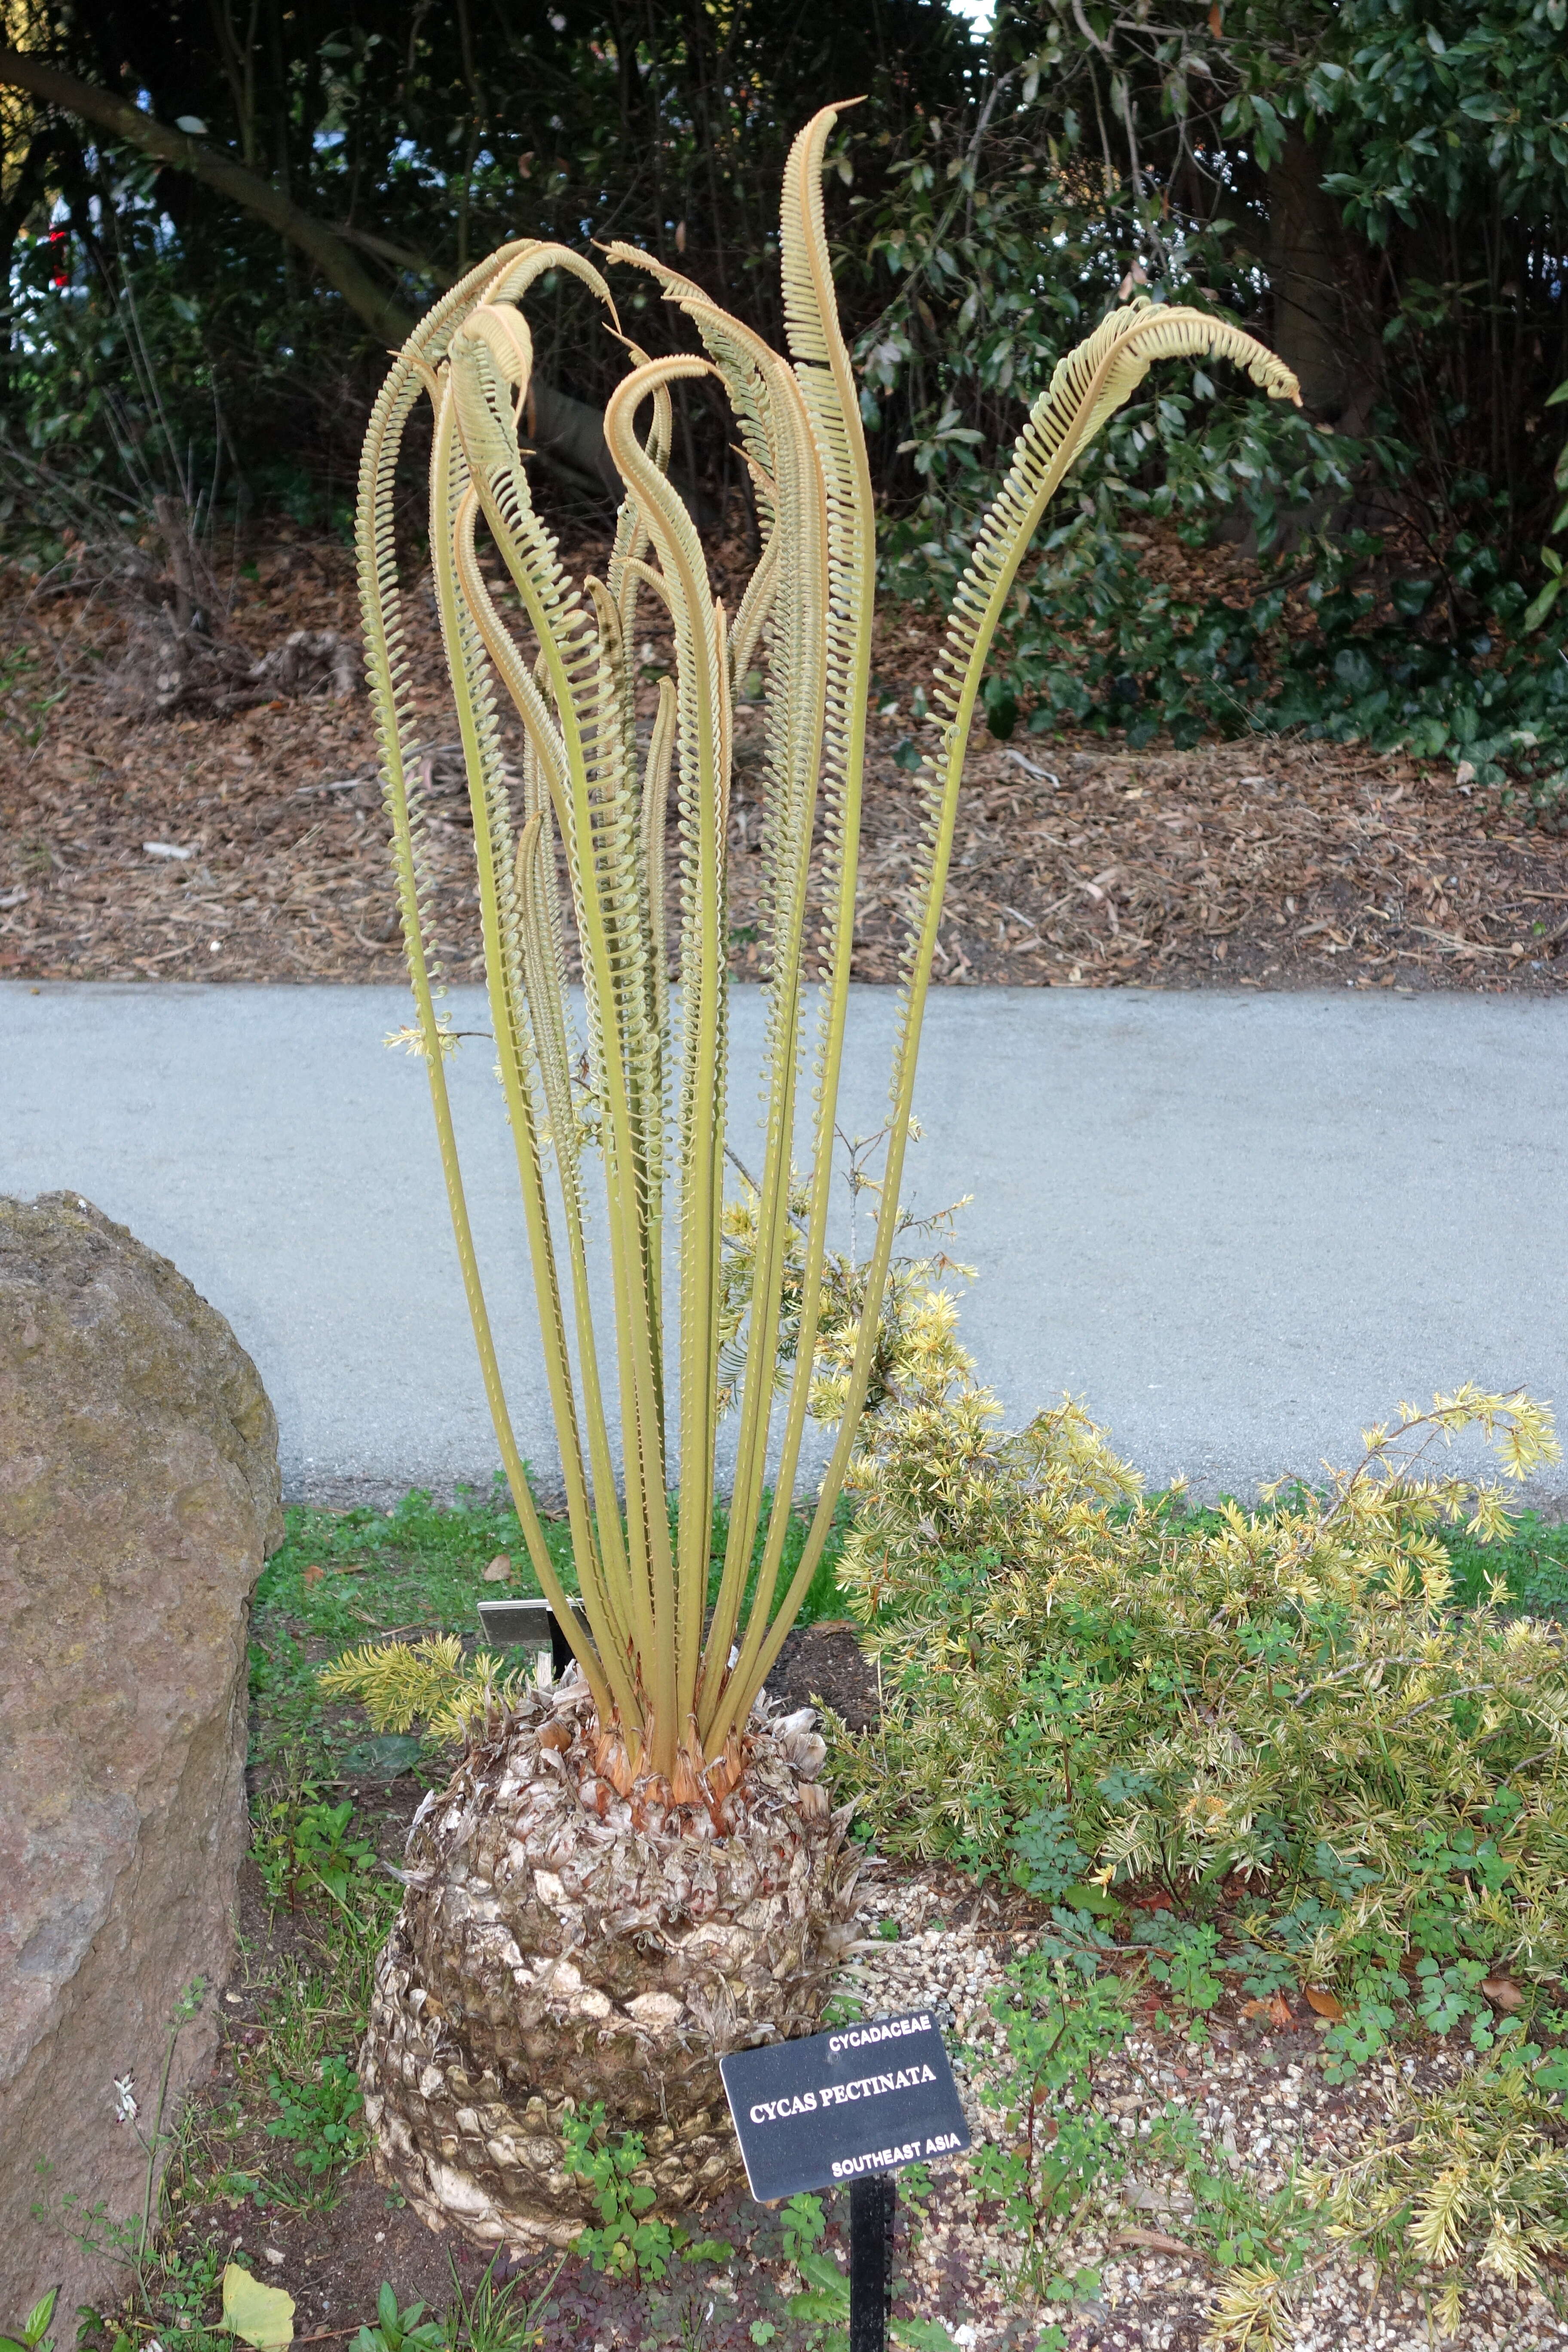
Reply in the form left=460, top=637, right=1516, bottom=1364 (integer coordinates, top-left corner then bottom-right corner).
left=3, top=526, right=1565, bottom=995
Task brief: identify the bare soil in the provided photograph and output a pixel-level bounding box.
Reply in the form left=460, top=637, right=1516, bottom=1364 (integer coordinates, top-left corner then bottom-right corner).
left=766, top=1619, right=882, bottom=1733
left=3, top=525, right=1566, bottom=996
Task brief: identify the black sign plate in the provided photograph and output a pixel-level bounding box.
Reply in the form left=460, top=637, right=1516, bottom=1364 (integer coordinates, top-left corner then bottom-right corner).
left=477, top=1596, right=588, bottom=1647
left=720, top=2010, right=970, bottom=2202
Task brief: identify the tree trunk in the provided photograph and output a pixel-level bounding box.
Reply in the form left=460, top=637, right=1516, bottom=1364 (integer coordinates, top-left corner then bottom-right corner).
left=1266, top=128, right=1377, bottom=434
left=361, top=1681, right=861, bottom=2251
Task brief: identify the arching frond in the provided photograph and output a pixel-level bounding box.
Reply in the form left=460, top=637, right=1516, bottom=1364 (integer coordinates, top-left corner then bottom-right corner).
left=356, top=110, right=1297, bottom=1786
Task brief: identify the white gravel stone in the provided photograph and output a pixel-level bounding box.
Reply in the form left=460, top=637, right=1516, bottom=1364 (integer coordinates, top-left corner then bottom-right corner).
left=820, top=1864, right=1566, bottom=2350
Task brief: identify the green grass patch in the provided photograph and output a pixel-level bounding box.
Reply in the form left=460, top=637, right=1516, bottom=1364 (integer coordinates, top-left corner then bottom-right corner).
left=1144, top=1486, right=1568, bottom=1622
left=251, top=1474, right=849, bottom=1772
left=1442, top=1508, right=1568, bottom=1618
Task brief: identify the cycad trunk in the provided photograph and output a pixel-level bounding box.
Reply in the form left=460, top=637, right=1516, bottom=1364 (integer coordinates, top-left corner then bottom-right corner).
left=361, top=1683, right=859, bottom=2247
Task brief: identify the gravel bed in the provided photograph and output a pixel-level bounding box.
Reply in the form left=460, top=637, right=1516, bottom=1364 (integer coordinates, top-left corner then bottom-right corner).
left=833, top=1867, right=1568, bottom=2352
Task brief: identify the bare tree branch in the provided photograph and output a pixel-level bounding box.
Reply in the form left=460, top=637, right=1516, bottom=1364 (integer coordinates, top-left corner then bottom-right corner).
left=0, top=49, right=621, bottom=493
left=0, top=48, right=415, bottom=344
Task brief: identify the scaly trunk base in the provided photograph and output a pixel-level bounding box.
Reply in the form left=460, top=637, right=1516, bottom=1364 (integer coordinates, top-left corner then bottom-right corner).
left=359, top=1678, right=860, bottom=2248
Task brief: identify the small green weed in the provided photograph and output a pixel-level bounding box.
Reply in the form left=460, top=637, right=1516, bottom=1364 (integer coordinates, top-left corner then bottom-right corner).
left=777, top=2189, right=967, bottom=2350
left=129, top=2239, right=228, bottom=2340
left=780, top=2194, right=826, bottom=2266
left=441, top=2249, right=560, bottom=2352
left=66, top=2306, right=132, bottom=2352
left=1149, top=2103, right=1320, bottom=2279
left=1008, top=1804, right=1091, bottom=1903
left=352, top=2284, right=444, bottom=2352
left=182, top=1873, right=395, bottom=2220
left=0, top=2289, right=58, bottom=2352
left=1140, top=1921, right=1224, bottom=2040
left=245, top=1887, right=395, bottom=2082
left=47, top=2200, right=234, bottom=2352
left=254, top=1787, right=377, bottom=1914
left=970, top=1951, right=1130, bottom=2292
left=562, top=2103, right=731, bottom=2286
left=263, top=2054, right=366, bottom=2195
left=1188, top=2163, right=1319, bottom=2280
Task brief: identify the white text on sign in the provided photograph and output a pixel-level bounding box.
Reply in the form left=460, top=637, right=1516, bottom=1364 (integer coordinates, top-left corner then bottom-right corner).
left=826, top=2013, right=933, bottom=2054
left=832, top=2133, right=964, bottom=2180
left=748, top=2063, right=937, bottom=2124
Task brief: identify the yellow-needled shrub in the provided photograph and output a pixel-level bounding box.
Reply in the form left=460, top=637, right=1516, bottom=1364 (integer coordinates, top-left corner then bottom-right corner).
left=828, top=1316, right=1568, bottom=2059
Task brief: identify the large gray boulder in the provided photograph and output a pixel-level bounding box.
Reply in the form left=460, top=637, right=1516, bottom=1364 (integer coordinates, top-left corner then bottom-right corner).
left=0, top=1196, right=282, bottom=2324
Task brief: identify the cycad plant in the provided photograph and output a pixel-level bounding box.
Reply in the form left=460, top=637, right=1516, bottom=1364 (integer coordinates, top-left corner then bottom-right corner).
left=353, top=102, right=1298, bottom=2250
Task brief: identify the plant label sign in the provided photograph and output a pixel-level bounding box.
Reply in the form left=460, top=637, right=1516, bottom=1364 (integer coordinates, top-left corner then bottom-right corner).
left=477, top=1596, right=587, bottom=1677
left=720, top=2010, right=970, bottom=2202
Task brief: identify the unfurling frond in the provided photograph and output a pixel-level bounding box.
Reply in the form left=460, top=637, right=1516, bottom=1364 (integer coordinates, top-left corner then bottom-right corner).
left=355, top=110, right=1298, bottom=1785
left=384, top=1018, right=462, bottom=1060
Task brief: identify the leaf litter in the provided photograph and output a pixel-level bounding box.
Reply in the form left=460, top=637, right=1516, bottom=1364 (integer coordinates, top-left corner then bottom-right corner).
left=1, top=530, right=1564, bottom=997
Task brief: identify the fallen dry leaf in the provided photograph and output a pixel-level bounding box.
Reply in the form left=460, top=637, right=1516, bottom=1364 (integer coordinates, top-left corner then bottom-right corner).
left=1482, top=1976, right=1526, bottom=2011
left=1243, top=1992, right=1295, bottom=2028
left=301, top=1564, right=325, bottom=1588
left=1304, top=1988, right=1344, bottom=2021
left=219, top=2262, right=294, bottom=2351
left=1115, top=2227, right=1203, bottom=2260
left=482, top=1554, right=514, bottom=1583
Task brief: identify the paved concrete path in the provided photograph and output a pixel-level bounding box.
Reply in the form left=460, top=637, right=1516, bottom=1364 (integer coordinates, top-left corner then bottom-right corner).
left=3, top=981, right=1564, bottom=1511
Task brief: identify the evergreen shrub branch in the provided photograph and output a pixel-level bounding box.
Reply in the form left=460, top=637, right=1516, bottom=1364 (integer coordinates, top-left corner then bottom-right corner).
left=829, top=1326, right=1568, bottom=2031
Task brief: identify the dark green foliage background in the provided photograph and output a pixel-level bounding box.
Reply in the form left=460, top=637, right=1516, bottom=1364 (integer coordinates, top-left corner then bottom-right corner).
left=4, top=0, right=1567, bottom=792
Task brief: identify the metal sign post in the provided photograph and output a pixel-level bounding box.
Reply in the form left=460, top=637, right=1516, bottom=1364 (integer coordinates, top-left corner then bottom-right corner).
left=720, top=2009, right=969, bottom=2352
left=848, top=2171, right=897, bottom=2352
